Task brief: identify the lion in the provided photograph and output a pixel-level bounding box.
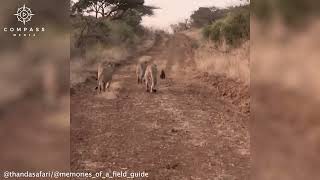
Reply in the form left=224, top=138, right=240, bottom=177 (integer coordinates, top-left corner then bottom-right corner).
left=95, top=62, right=115, bottom=93
left=144, top=63, right=158, bottom=93
left=136, top=61, right=148, bottom=84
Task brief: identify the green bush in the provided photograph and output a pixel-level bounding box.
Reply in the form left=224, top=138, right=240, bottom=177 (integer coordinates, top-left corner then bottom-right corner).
left=107, top=21, right=135, bottom=43
left=122, top=9, right=143, bottom=28
left=222, top=10, right=250, bottom=45
left=71, top=15, right=142, bottom=48
left=210, top=21, right=224, bottom=42
left=202, top=6, right=249, bottom=46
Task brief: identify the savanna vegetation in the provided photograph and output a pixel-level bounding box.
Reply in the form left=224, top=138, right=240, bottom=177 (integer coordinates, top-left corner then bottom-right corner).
left=173, top=3, right=251, bottom=84
left=70, top=0, right=157, bottom=59
left=169, top=3, right=249, bottom=47
left=199, top=5, right=249, bottom=47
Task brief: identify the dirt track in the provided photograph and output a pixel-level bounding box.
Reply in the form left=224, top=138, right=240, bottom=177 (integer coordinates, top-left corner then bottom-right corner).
left=71, top=34, right=250, bottom=179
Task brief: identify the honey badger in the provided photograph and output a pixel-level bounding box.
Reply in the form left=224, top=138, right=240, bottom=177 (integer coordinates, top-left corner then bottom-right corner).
left=160, top=69, right=166, bottom=79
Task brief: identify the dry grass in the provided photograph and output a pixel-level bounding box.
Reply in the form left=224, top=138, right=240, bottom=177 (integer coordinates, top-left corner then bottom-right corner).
left=184, top=29, right=250, bottom=85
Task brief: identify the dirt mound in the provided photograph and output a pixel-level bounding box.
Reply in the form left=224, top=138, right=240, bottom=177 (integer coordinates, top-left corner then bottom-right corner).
left=195, top=72, right=250, bottom=114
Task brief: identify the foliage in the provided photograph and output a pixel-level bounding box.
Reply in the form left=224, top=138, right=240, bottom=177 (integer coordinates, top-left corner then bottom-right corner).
left=203, top=21, right=224, bottom=42
left=71, top=15, right=143, bottom=48
left=222, top=9, right=250, bottom=45
left=121, top=9, right=142, bottom=28
left=190, top=7, right=228, bottom=27
left=71, top=0, right=156, bottom=57
left=202, top=5, right=250, bottom=46
left=170, top=19, right=190, bottom=33
left=72, top=0, right=156, bottom=19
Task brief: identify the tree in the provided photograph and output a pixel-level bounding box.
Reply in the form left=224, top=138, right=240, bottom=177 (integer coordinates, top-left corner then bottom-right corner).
left=190, top=7, right=227, bottom=27
left=72, top=0, right=156, bottom=19
left=170, top=19, right=190, bottom=33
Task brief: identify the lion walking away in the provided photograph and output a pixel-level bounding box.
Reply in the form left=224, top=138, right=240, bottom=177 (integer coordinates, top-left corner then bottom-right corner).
left=144, top=64, right=158, bottom=93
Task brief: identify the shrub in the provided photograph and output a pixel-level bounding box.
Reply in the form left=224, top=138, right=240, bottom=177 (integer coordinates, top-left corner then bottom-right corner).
left=107, top=21, right=135, bottom=43
left=222, top=9, right=250, bottom=45
left=204, top=20, right=224, bottom=43
left=202, top=6, right=249, bottom=46
left=71, top=15, right=143, bottom=51
left=191, top=7, right=228, bottom=27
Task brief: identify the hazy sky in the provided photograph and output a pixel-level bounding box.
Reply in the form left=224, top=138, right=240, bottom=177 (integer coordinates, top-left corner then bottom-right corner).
left=142, top=0, right=244, bottom=30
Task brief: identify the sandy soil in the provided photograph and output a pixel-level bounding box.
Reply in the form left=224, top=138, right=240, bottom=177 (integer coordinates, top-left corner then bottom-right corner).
left=71, top=34, right=250, bottom=179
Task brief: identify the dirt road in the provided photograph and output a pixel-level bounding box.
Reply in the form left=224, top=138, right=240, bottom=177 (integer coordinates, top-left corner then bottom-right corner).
left=71, top=34, right=250, bottom=179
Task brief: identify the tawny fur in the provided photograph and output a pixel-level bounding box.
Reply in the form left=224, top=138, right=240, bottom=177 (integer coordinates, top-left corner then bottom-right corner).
left=96, top=63, right=115, bottom=93
left=97, top=63, right=104, bottom=82
left=144, top=64, right=158, bottom=93
left=136, top=61, right=147, bottom=84
left=138, top=56, right=152, bottom=63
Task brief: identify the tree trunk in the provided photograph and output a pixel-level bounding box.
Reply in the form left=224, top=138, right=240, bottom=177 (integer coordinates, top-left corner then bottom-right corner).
left=95, top=3, right=98, bottom=19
